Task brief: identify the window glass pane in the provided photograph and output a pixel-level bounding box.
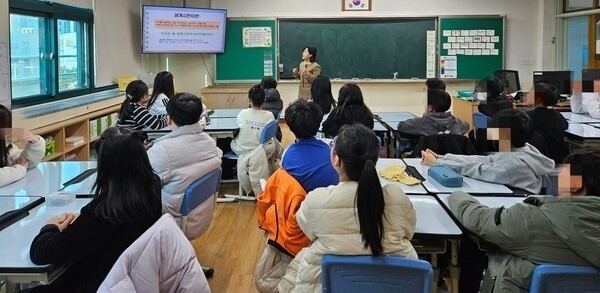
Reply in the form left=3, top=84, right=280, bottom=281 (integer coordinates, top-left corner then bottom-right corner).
left=9, top=13, right=48, bottom=99
left=57, top=19, right=89, bottom=92
left=566, top=16, right=588, bottom=81
left=565, top=0, right=594, bottom=11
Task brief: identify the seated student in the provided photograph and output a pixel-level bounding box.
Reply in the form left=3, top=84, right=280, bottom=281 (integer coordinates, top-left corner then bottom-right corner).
left=447, top=146, right=600, bottom=293
left=321, top=83, right=374, bottom=137
left=147, top=71, right=175, bottom=116
left=421, top=108, right=555, bottom=194
left=278, top=124, right=417, bottom=293
left=281, top=100, right=339, bottom=192
left=116, top=80, right=168, bottom=131
left=310, top=75, right=337, bottom=115
left=146, top=93, right=221, bottom=238
left=29, top=127, right=162, bottom=292
left=261, top=76, right=283, bottom=120
left=571, top=79, right=600, bottom=118
left=0, top=105, right=45, bottom=187
left=426, top=77, right=446, bottom=90
left=397, top=89, right=469, bottom=136
left=476, top=76, right=513, bottom=118
left=230, top=84, right=275, bottom=156
left=526, top=83, right=569, bottom=164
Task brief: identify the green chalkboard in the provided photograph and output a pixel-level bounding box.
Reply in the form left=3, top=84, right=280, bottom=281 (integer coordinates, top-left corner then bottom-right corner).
left=438, top=16, right=505, bottom=79
left=278, top=18, right=436, bottom=79
left=216, top=19, right=276, bottom=82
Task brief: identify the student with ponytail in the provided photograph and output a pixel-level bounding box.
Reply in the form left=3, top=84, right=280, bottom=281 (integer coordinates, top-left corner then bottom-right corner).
left=278, top=124, right=417, bottom=293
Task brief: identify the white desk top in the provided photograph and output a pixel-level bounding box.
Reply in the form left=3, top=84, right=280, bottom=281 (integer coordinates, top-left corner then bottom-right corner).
left=560, top=112, right=600, bottom=123
left=373, top=111, right=417, bottom=123
left=402, top=158, right=513, bottom=195
left=210, top=108, right=243, bottom=118
left=0, top=196, right=43, bottom=218
left=436, top=193, right=526, bottom=210
left=0, top=161, right=97, bottom=197
left=588, top=123, right=600, bottom=128
left=204, top=117, right=239, bottom=133
left=0, top=198, right=91, bottom=277
left=376, top=158, right=428, bottom=194
left=408, top=195, right=462, bottom=237
left=566, top=123, right=600, bottom=139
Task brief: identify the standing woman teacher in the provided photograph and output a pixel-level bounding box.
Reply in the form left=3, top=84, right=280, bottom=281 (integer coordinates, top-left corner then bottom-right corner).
left=293, top=46, right=321, bottom=100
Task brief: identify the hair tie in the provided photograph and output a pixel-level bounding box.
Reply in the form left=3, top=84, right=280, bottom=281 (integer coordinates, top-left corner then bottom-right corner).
left=126, top=94, right=133, bottom=100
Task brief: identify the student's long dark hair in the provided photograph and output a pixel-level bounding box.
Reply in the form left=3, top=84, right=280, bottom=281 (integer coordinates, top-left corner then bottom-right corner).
left=0, top=105, right=12, bottom=168
left=118, top=80, right=148, bottom=120
left=311, top=75, right=336, bottom=114
left=148, top=71, right=175, bottom=109
left=91, top=127, right=160, bottom=225
left=333, top=124, right=385, bottom=255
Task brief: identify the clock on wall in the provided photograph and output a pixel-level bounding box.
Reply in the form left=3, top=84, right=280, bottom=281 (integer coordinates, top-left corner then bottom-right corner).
left=342, top=0, right=371, bottom=11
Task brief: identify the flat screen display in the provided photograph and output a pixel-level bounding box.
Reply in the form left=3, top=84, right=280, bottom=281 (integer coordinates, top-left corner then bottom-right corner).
left=142, top=6, right=227, bottom=54
left=582, top=69, right=600, bottom=92
left=533, top=71, right=573, bottom=96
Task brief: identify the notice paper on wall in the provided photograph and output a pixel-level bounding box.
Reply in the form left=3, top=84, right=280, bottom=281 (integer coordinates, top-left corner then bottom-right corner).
left=426, top=30, right=436, bottom=78
left=439, top=56, right=457, bottom=78
left=243, top=27, right=272, bottom=48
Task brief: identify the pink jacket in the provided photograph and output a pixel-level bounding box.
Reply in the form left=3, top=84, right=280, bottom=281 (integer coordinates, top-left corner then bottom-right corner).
left=98, top=214, right=210, bottom=293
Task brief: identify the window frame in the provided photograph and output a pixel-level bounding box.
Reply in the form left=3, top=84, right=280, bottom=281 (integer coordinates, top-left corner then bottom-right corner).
left=563, top=0, right=599, bottom=13
left=9, top=0, right=97, bottom=108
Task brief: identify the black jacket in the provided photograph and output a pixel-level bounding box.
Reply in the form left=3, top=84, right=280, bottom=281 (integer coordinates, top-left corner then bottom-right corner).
left=527, top=107, right=569, bottom=164
left=321, top=105, right=374, bottom=137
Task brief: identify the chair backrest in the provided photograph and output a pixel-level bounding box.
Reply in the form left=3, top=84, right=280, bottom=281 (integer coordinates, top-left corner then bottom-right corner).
left=322, top=255, right=433, bottom=293
left=180, top=167, right=222, bottom=215
left=530, top=264, right=600, bottom=293
left=473, top=112, right=491, bottom=129
left=411, top=134, right=476, bottom=158
left=260, top=119, right=280, bottom=144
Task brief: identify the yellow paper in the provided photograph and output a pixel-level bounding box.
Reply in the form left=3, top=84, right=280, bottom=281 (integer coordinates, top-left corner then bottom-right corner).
left=379, top=165, right=421, bottom=186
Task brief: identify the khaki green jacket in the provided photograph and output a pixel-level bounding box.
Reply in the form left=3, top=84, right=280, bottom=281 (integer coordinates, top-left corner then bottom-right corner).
left=449, top=192, right=600, bottom=293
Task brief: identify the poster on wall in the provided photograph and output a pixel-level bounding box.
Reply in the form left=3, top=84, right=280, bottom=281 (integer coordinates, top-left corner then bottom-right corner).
left=439, top=56, right=457, bottom=78
left=242, top=27, right=272, bottom=48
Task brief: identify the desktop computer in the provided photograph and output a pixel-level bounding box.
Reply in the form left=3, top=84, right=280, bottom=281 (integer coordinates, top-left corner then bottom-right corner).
left=533, top=70, right=573, bottom=97
left=582, top=69, right=600, bottom=92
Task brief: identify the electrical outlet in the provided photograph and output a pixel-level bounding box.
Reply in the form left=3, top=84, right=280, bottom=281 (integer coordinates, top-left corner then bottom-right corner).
left=528, top=57, right=535, bottom=65
left=519, top=58, right=528, bottom=65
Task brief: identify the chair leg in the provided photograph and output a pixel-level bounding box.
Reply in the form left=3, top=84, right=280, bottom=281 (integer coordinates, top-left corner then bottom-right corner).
left=223, top=183, right=256, bottom=201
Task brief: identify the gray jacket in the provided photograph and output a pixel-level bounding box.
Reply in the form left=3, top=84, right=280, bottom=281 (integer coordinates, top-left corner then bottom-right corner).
left=449, top=192, right=600, bottom=293
left=263, top=88, right=283, bottom=119
left=397, top=112, right=469, bottom=136
left=437, top=144, right=555, bottom=194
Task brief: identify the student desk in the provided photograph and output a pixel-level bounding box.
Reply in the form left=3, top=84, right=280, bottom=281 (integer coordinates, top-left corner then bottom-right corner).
left=373, top=112, right=417, bottom=157
left=565, top=123, right=600, bottom=147
left=376, top=158, right=428, bottom=194
left=373, top=111, right=418, bottom=123
left=402, top=158, right=514, bottom=195
left=0, top=198, right=92, bottom=287
left=560, top=112, right=600, bottom=123
left=588, top=123, right=600, bottom=128
left=0, top=196, right=44, bottom=231
left=209, top=108, right=243, bottom=118
left=409, top=194, right=462, bottom=293
left=0, top=161, right=97, bottom=197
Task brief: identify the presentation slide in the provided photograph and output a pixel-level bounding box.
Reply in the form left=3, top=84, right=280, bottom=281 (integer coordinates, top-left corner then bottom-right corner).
left=142, top=6, right=227, bottom=54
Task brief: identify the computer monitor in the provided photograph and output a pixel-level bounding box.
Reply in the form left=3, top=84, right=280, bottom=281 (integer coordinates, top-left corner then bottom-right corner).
left=582, top=69, right=600, bottom=92
left=494, top=70, right=521, bottom=95
left=533, top=71, right=573, bottom=96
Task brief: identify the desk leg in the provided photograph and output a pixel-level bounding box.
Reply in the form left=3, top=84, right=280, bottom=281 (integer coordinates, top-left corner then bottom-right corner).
left=449, top=240, right=460, bottom=293
left=431, top=253, right=439, bottom=293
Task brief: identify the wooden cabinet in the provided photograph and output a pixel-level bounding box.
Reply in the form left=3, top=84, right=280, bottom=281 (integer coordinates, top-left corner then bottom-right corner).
left=200, top=85, right=251, bottom=109
left=452, top=97, right=480, bottom=131
left=30, top=106, right=120, bottom=161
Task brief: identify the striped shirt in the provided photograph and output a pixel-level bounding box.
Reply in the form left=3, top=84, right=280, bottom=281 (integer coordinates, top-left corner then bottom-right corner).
left=117, top=102, right=168, bottom=131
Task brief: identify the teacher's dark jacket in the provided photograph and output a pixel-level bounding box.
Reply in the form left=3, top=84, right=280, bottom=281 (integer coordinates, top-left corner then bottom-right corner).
left=29, top=186, right=161, bottom=292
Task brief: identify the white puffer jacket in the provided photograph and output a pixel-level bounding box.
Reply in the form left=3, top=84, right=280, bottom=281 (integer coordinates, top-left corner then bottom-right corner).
left=278, top=182, right=418, bottom=293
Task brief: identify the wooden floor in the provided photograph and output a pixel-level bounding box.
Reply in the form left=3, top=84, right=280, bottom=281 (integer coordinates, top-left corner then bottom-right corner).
left=190, top=122, right=295, bottom=293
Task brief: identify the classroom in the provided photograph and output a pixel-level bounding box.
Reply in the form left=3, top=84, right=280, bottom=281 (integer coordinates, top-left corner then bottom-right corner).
left=1, top=0, right=600, bottom=292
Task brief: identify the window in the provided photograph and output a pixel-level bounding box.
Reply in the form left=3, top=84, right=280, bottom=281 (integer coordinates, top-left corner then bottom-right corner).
left=9, top=0, right=94, bottom=107
left=564, top=0, right=595, bottom=12
left=566, top=16, right=589, bottom=80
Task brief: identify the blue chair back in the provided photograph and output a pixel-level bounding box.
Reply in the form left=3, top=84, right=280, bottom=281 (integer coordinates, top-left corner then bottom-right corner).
left=260, top=120, right=279, bottom=144
left=473, top=112, right=491, bottom=129
left=180, top=167, right=222, bottom=215
left=530, top=264, right=600, bottom=293
left=322, top=255, right=433, bottom=293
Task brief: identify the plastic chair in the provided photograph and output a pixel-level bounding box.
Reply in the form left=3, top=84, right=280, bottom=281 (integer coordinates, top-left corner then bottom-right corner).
left=223, top=119, right=280, bottom=201
left=322, top=255, right=433, bottom=293
left=530, top=264, right=600, bottom=293
left=472, top=112, right=491, bottom=130
left=180, top=167, right=222, bottom=276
